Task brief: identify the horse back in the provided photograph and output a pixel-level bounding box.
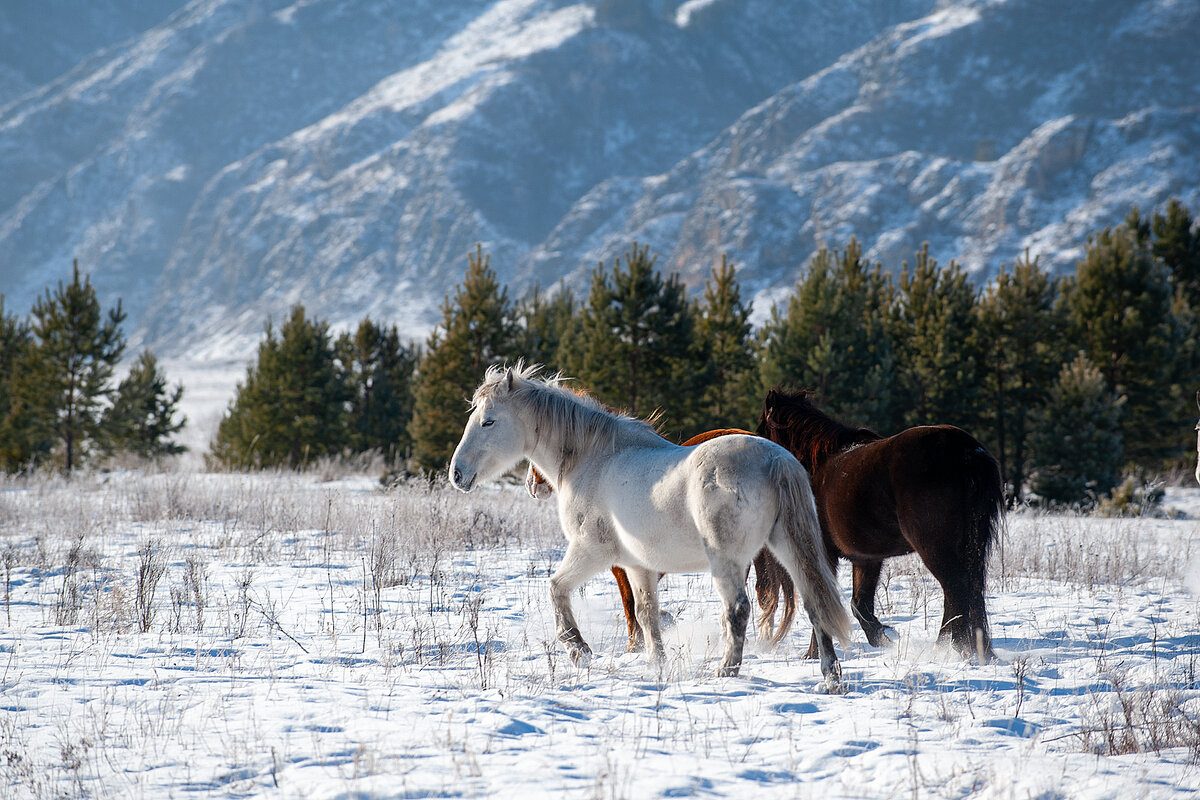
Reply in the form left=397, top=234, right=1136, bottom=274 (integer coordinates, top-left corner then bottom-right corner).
left=817, top=425, right=1000, bottom=558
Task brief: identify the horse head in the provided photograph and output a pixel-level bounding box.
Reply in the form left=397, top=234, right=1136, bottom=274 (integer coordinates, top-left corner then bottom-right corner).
left=449, top=366, right=529, bottom=492
left=756, top=387, right=816, bottom=439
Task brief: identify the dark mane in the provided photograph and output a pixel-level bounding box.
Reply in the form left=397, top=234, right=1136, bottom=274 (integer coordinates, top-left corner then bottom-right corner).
left=756, top=388, right=880, bottom=471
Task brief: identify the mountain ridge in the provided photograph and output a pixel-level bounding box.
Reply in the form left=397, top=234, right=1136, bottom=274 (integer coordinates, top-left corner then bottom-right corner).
left=1, top=0, right=1195, bottom=360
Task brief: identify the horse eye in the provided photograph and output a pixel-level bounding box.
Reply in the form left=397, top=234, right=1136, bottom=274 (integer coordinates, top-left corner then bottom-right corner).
left=482, top=419, right=495, bottom=428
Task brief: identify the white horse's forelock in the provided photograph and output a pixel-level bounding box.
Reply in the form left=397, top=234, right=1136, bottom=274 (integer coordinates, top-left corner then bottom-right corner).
left=473, top=362, right=658, bottom=477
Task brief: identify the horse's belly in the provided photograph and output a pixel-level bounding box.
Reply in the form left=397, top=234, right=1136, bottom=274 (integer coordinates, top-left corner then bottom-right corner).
left=611, top=519, right=709, bottom=573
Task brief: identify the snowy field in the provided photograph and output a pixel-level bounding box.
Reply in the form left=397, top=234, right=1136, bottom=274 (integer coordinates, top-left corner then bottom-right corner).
left=1, top=468, right=1199, bottom=799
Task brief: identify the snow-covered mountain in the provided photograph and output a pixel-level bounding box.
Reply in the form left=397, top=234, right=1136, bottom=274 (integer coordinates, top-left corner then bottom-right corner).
left=1, top=0, right=1196, bottom=361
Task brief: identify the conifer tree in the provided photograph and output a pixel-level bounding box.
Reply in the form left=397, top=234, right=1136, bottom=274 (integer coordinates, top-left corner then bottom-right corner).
left=1029, top=353, right=1124, bottom=506
left=100, top=350, right=186, bottom=459
left=760, top=239, right=897, bottom=431
left=890, top=244, right=981, bottom=430
left=212, top=306, right=349, bottom=469
left=409, top=245, right=521, bottom=473
left=0, top=298, right=37, bottom=470
left=22, top=261, right=126, bottom=471
left=563, top=242, right=697, bottom=436
left=693, top=255, right=759, bottom=431
left=518, top=285, right=577, bottom=375
left=1062, top=225, right=1179, bottom=465
left=336, top=318, right=417, bottom=462
left=1126, top=201, right=1200, bottom=469
left=1130, top=199, right=1200, bottom=309
left=975, top=252, right=1065, bottom=500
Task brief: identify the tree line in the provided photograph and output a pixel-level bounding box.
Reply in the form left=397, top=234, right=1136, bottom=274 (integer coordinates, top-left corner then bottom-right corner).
left=4, top=201, right=1197, bottom=506
left=214, top=201, right=1198, bottom=505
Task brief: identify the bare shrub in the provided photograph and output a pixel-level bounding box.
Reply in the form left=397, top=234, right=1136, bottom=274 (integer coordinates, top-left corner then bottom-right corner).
left=1079, top=673, right=1200, bottom=763
left=135, top=539, right=168, bottom=633
left=54, top=534, right=90, bottom=626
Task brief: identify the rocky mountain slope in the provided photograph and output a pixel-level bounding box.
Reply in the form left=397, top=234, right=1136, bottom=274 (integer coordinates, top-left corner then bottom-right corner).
left=1, top=0, right=1195, bottom=360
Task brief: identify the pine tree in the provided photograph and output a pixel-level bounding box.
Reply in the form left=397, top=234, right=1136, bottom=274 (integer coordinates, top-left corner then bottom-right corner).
left=409, top=245, right=522, bottom=473
left=1130, top=199, right=1200, bottom=310
left=517, top=285, right=577, bottom=375
left=336, top=318, right=418, bottom=462
left=0, top=298, right=38, bottom=470
left=100, top=350, right=186, bottom=459
left=563, top=242, right=697, bottom=436
left=22, top=261, right=127, bottom=471
left=693, top=255, right=759, bottom=431
left=890, top=244, right=981, bottom=430
left=975, top=252, right=1065, bottom=500
left=1127, top=201, right=1200, bottom=469
left=212, top=306, right=349, bottom=469
left=1029, top=353, right=1124, bottom=506
left=1062, top=225, right=1179, bottom=465
left=761, top=240, right=898, bottom=431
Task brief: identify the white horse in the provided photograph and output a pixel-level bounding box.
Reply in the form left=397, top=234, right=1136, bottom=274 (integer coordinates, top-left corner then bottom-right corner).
left=449, top=364, right=851, bottom=688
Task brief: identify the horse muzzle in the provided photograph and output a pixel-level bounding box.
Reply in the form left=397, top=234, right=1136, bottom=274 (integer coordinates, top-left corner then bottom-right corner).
left=450, top=464, right=476, bottom=492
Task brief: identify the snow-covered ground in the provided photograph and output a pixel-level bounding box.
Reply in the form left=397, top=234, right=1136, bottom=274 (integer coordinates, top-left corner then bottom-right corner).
left=1, top=470, right=1198, bottom=799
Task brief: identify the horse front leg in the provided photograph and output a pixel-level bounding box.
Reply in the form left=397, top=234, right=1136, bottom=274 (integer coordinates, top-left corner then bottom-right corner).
left=851, top=560, right=896, bottom=648
left=549, top=542, right=607, bottom=667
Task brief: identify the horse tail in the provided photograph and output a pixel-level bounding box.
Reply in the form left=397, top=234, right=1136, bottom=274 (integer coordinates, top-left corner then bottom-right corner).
left=753, top=551, right=795, bottom=643
left=765, top=451, right=852, bottom=651
left=961, top=444, right=1004, bottom=656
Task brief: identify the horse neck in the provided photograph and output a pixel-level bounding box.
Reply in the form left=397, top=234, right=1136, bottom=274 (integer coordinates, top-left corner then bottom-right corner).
left=513, top=387, right=656, bottom=483
left=780, top=410, right=876, bottom=472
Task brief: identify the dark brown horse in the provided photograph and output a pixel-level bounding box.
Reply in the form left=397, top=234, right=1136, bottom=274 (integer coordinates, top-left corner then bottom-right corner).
left=526, top=427, right=797, bottom=652
left=756, top=388, right=1003, bottom=661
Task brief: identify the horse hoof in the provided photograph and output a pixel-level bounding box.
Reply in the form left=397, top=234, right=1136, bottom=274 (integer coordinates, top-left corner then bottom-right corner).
left=567, top=644, right=593, bottom=668
left=878, top=627, right=898, bottom=648
left=816, top=677, right=844, bottom=695
left=716, top=663, right=741, bottom=678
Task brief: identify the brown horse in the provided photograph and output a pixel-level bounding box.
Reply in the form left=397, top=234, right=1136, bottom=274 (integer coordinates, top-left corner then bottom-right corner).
left=526, top=427, right=797, bottom=652
left=756, top=388, right=1003, bottom=661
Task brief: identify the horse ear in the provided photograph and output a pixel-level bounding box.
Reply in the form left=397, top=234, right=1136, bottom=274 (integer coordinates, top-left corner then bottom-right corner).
left=1195, top=389, right=1199, bottom=412
left=506, top=368, right=515, bottom=392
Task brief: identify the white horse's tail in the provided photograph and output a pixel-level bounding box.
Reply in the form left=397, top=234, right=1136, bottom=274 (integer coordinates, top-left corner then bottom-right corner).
left=766, top=452, right=852, bottom=651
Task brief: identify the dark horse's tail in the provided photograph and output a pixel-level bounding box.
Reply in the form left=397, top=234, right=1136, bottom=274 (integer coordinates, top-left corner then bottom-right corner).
left=961, top=443, right=1004, bottom=660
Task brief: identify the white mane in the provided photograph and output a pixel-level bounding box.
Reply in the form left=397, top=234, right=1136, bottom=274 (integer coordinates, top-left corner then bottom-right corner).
left=474, top=363, right=661, bottom=476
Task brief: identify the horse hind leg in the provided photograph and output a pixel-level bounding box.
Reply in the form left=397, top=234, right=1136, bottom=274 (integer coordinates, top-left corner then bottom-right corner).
left=765, top=512, right=851, bottom=693
left=611, top=567, right=644, bottom=653
left=922, top=552, right=994, bottom=662
left=624, top=567, right=665, bottom=664
left=706, top=558, right=751, bottom=677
